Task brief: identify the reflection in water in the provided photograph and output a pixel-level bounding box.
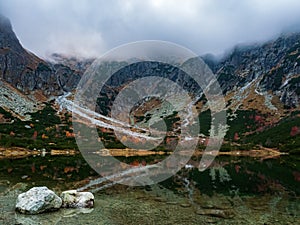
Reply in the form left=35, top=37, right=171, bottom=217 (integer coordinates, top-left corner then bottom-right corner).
left=0, top=154, right=299, bottom=224
left=15, top=208, right=94, bottom=225
left=158, top=155, right=300, bottom=197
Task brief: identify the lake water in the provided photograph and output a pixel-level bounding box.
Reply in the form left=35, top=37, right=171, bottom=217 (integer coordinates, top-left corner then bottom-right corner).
left=0, top=154, right=299, bottom=224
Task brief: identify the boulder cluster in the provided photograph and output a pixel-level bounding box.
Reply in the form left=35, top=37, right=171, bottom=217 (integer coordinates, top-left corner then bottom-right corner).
left=15, top=186, right=94, bottom=215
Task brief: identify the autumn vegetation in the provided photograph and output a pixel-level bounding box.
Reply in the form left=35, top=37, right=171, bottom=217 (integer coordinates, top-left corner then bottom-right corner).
left=0, top=102, right=300, bottom=155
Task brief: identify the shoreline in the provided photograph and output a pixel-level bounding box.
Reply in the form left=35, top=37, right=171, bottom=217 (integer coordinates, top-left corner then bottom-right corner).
left=0, top=146, right=289, bottom=160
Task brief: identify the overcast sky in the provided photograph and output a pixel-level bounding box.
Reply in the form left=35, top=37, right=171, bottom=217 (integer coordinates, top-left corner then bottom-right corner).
left=1, top=0, right=300, bottom=59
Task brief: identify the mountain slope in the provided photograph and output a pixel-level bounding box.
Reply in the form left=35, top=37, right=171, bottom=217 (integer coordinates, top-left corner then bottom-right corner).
left=0, top=15, right=82, bottom=119
left=1, top=15, right=300, bottom=153
left=0, top=15, right=81, bottom=97
left=0, top=15, right=60, bottom=95
left=208, top=33, right=300, bottom=110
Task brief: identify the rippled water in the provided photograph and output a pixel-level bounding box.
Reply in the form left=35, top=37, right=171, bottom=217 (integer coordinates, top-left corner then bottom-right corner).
left=0, top=154, right=299, bottom=224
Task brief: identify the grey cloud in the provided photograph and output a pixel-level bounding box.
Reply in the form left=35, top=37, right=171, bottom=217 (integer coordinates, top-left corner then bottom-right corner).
left=1, top=0, right=300, bottom=59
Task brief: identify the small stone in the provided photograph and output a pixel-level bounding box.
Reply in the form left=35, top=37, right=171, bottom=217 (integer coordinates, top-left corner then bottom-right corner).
left=21, top=175, right=29, bottom=180
left=166, top=201, right=177, bottom=205
left=154, top=197, right=165, bottom=202
left=61, top=190, right=94, bottom=208
left=180, top=203, right=191, bottom=208
left=201, top=204, right=214, bottom=209
left=206, top=218, right=217, bottom=223
left=15, top=186, right=62, bottom=214
left=196, top=208, right=234, bottom=219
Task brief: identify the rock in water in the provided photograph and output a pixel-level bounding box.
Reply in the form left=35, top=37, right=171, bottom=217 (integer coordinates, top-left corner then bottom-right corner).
left=15, top=186, right=62, bottom=214
left=61, top=190, right=94, bottom=208
left=196, top=208, right=234, bottom=219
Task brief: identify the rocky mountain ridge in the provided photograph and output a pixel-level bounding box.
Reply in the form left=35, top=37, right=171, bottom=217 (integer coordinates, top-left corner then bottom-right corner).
left=0, top=15, right=81, bottom=97
left=0, top=15, right=300, bottom=153
left=0, top=15, right=82, bottom=118
left=1, top=14, right=300, bottom=118
left=206, top=33, right=300, bottom=109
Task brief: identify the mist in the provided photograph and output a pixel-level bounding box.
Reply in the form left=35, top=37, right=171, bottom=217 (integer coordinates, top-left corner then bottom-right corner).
left=1, top=0, right=300, bottom=59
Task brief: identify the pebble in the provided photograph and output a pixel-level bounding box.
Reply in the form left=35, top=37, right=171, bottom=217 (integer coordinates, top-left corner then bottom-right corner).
left=196, top=208, right=234, bottom=219
left=180, top=203, right=191, bottom=208
left=21, top=175, right=28, bottom=180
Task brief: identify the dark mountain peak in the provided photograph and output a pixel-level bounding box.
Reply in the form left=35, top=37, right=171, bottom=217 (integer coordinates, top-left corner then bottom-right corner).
left=0, top=15, right=81, bottom=97
left=216, top=32, right=300, bottom=66
left=49, top=53, right=94, bottom=73
left=0, top=14, right=24, bottom=53
left=0, top=14, right=13, bottom=32
left=210, top=32, right=300, bottom=108
left=201, top=53, right=220, bottom=69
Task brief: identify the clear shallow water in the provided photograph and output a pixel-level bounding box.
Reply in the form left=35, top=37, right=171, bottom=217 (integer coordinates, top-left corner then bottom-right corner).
left=0, top=154, right=299, bottom=224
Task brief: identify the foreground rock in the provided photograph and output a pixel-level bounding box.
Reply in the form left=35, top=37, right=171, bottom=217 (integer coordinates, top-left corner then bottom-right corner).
left=15, top=187, right=62, bottom=214
left=61, top=190, right=94, bottom=208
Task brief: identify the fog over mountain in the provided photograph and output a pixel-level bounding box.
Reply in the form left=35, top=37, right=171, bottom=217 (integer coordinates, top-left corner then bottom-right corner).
left=1, top=0, right=300, bottom=59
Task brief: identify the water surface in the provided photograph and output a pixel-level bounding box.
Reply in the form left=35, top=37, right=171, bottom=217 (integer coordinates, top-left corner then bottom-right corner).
left=0, top=154, right=299, bottom=224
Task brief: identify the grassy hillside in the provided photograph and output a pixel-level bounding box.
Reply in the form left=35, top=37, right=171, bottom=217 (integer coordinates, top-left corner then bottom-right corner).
left=0, top=104, right=77, bottom=150
left=243, top=113, right=300, bottom=154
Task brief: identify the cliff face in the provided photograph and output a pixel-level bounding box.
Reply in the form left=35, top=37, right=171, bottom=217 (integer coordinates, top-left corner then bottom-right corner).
left=207, top=33, right=300, bottom=108
left=91, top=34, right=300, bottom=116
left=0, top=15, right=81, bottom=96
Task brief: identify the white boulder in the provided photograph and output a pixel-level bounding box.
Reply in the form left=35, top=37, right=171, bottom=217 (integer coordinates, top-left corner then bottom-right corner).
left=15, top=186, right=62, bottom=214
left=61, top=190, right=94, bottom=208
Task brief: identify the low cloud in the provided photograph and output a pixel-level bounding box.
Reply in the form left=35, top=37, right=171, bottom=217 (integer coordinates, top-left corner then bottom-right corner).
left=1, top=0, right=300, bottom=59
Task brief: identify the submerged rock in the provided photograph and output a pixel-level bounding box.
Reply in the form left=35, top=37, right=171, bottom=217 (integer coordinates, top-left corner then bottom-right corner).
left=15, top=208, right=94, bottom=225
left=15, top=213, right=62, bottom=225
left=15, top=186, right=62, bottom=214
left=196, top=208, right=234, bottom=219
left=61, top=190, right=94, bottom=208
left=62, top=208, right=94, bottom=217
